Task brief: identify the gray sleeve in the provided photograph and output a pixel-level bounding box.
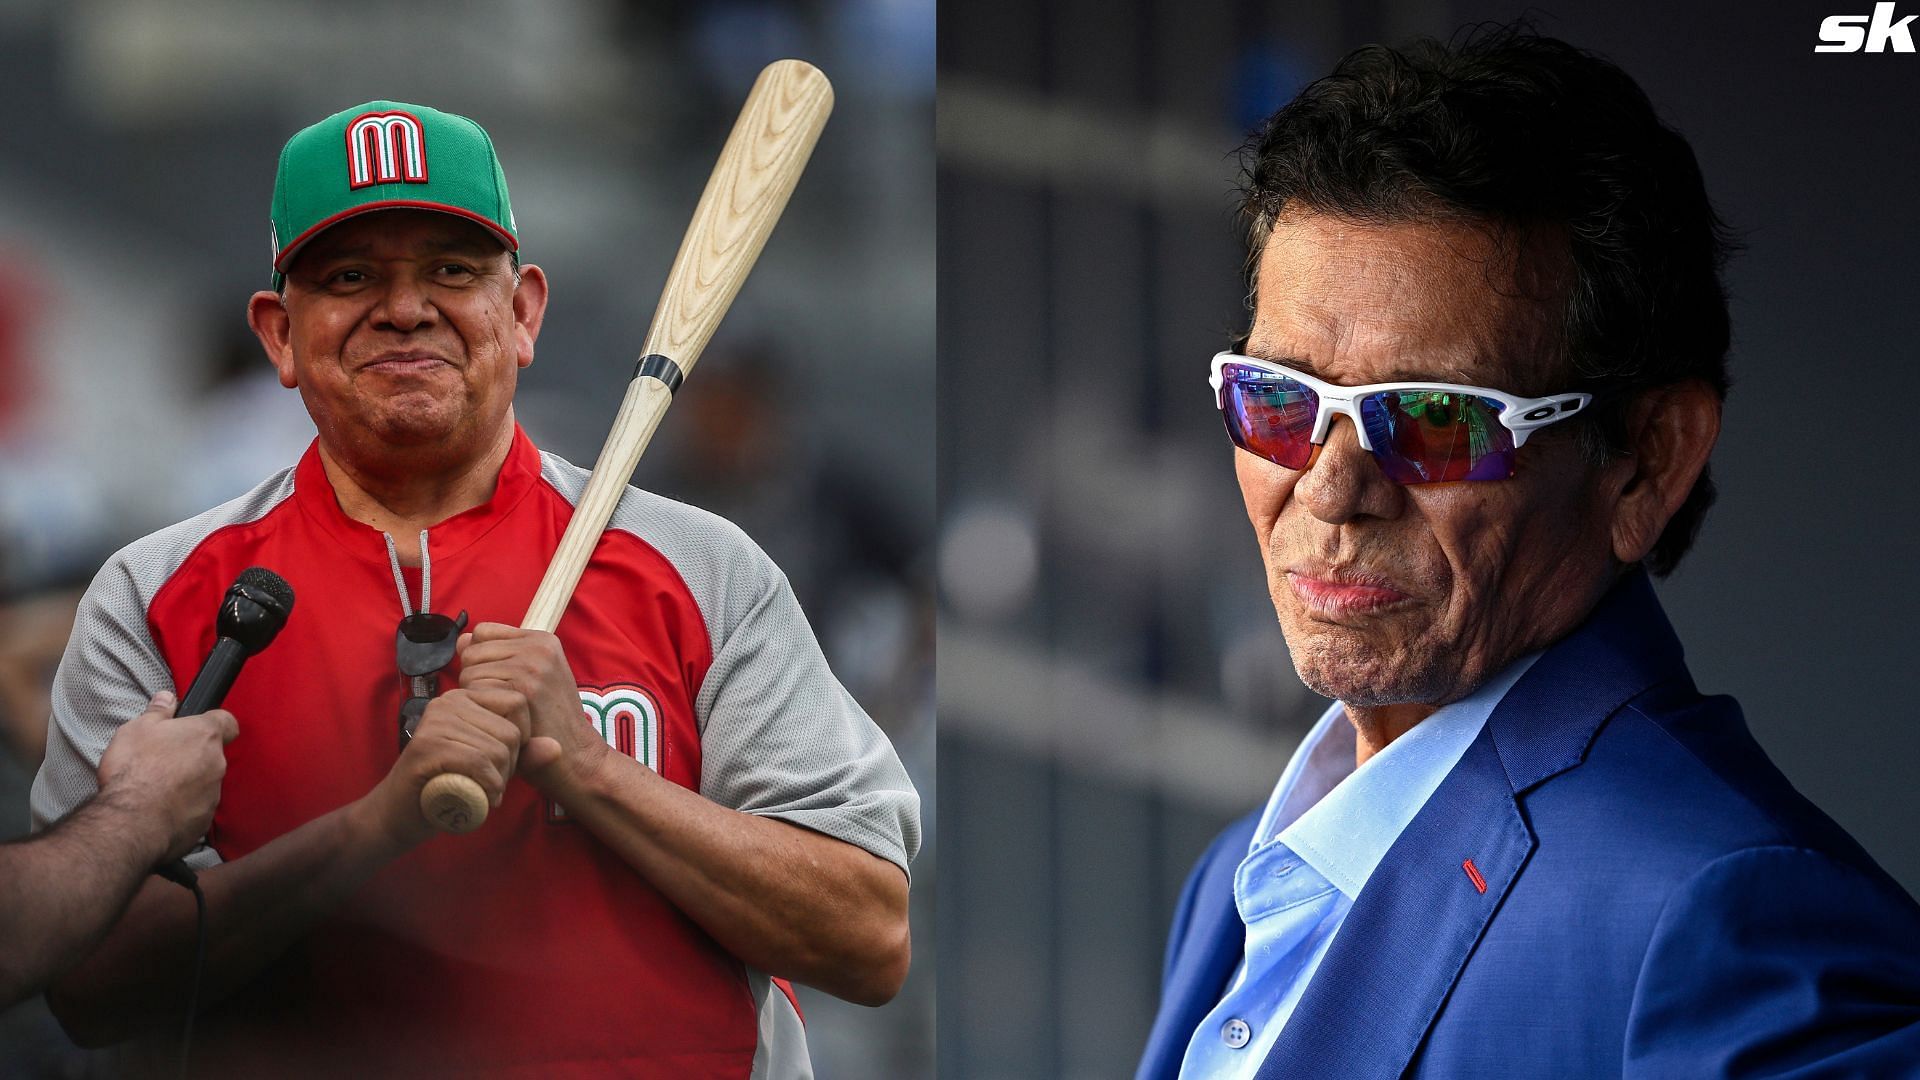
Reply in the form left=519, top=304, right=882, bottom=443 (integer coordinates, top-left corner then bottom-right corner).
left=28, top=551, right=224, bottom=871
left=27, top=470, right=292, bottom=871
left=692, top=533, right=921, bottom=875
left=548, top=451, right=921, bottom=875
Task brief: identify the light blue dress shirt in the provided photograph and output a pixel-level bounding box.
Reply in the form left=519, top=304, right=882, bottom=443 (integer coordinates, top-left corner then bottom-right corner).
left=1177, top=652, right=1541, bottom=1079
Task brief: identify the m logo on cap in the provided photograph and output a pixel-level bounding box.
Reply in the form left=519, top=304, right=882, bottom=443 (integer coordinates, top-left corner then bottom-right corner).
left=345, top=110, right=428, bottom=189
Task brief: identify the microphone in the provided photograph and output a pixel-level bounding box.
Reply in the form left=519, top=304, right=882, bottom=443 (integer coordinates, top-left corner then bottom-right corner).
left=177, top=568, right=296, bottom=717
left=157, top=567, right=295, bottom=888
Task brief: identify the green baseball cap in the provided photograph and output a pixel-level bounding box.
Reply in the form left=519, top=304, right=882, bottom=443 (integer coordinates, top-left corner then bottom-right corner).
left=269, top=100, right=518, bottom=286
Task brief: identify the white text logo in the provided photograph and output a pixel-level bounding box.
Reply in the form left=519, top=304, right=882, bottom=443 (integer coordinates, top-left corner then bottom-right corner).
left=1818, top=2, right=1917, bottom=51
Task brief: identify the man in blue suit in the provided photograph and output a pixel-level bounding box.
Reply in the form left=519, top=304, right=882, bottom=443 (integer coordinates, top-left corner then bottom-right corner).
left=1140, top=28, right=1920, bottom=1080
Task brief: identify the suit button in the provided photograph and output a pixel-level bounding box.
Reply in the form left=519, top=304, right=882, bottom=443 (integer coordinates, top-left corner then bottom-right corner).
left=1222, top=1018, right=1252, bottom=1048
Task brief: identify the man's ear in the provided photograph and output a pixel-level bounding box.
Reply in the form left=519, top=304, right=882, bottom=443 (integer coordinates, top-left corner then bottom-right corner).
left=511, top=264, right=549, bottom=370
left=1610, top=380, right=1721, bottom=565
left=247, top=291, right=298, bottom=389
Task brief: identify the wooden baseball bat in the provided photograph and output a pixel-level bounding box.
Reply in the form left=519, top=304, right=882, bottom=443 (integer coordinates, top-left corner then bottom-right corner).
left=420, top=59, right=834, bottom=833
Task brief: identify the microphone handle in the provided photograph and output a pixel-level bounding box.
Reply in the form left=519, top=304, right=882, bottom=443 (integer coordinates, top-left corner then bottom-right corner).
left=177, top=636, right=248, bottom=717
left=158, top=635, right=248, bottom=888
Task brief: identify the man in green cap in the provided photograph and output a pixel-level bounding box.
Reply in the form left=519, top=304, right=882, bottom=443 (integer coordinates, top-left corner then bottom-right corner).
left=32, top=100, right=918, bottom=1078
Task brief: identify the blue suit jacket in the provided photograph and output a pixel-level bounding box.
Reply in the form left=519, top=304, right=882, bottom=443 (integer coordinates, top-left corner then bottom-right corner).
left=1138, top=572, right=1920, bottom=1079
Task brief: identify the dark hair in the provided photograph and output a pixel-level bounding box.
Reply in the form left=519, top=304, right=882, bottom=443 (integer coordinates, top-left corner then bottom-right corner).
left=1239, top=25, right=1734, bottom=576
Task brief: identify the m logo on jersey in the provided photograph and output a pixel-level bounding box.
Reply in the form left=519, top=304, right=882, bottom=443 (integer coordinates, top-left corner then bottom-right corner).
left=345, top=110, right=429, bottom=189
left=549, top=683, right=661, bottom=823
left=578, top=683, right=661, bottom=768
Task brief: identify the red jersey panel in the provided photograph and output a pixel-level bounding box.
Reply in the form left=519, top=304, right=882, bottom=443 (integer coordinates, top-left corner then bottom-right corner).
left=33, top=426, right=919, bottom=1078
left=139, top=432, right=750, bottom=1077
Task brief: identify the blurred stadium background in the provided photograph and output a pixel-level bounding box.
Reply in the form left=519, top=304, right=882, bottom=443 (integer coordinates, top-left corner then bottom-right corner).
left=0, top=1, right=932, bottom=1076
left=938, top=0, right=1920, bottom=1077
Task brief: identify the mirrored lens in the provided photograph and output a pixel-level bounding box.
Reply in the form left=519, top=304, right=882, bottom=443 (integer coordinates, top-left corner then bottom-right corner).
left=1359, top=390, right=1514, bottom=483
left=1220, top=364, right=1318, bottom=469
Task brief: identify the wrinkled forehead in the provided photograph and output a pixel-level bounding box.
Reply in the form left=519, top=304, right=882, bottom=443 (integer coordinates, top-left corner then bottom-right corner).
left=1247, top=210, right=1572, bottom=392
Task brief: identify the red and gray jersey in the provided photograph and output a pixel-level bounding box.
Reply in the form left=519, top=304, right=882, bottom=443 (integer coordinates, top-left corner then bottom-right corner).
left=31, top=426, right=919, bottom=1079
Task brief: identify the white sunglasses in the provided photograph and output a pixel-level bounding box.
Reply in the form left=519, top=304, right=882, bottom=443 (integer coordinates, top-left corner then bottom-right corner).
left=1209, top=351, right=1593, bottom=483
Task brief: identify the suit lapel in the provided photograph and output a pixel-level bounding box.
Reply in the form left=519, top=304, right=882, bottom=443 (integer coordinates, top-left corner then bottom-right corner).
left=1249, top=569, right=1689, bottom=1079
left=1253, top=732, right=1532, bottom=1080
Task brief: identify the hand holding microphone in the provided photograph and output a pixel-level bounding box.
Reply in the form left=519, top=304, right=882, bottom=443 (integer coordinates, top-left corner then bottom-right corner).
left=95, top=692, right=238, bottom=867
left=150, top=567, right=294, bottom=886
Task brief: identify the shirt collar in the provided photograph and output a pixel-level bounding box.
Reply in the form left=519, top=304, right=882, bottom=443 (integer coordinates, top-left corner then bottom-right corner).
left=292, top=423, right=543, bottom=561
left=1254, top=650, right=1542, bottom=900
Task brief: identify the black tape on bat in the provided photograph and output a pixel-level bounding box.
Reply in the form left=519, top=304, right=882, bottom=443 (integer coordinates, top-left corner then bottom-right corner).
left=634, top=354, right=685, bottom=394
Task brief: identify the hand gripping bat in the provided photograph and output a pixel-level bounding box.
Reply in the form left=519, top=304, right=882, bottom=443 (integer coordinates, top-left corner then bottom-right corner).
left=419, top=59, right=834, bottom=833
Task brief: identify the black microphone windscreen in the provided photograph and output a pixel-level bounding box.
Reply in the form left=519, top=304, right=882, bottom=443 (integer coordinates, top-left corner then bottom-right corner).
left=219, top=567, right=294, bottom=655
left=236, top=566, right=295, bottom=616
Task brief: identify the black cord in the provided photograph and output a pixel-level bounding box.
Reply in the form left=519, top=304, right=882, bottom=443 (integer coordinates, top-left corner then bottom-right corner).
left=158, top=867, right=208, bottom=1080
left=181, top=876, right=205, bottom=1080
